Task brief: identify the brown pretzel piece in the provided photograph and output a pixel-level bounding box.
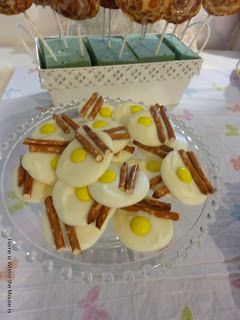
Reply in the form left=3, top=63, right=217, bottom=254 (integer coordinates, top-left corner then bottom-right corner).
left=64, top=224, right=81, bottom=256
left=157, top=104, right=176, bottom=139
left=22, top=172, right=33, bottom=199
left=87, top=201, right=103, bottom=224
left=83, top=125, right=112, bottom=154
left=125, top=164, right=139, bottom=194
left=45, top=196, right=66, bottom=251
left=80, top=92, right=98, bottom=117
left=108, top=132, right=130, bottom=140
left=119, top=162, right=128, bottom=191
left=96, top=206, right=110, bottom=229
left=150, top=105, right=166, bottom=143
left=124, top=205, right=179, bottom=221
left=88, top=96, right=104, bottom=120
left=75, top=132, right=103, bottom=162
left=29, top=145, right=65, bottom=154
left=133, top=140, right=168, bottom=158
left=23, top=138, right=69, bottom=147
left=123, top=145, right=136, bottom=154
left=104, top=126, right=126, bottom=134
left=61, top=114, right=80, bottom=131
left=138, top=198, right=171, bottom=211
left=152, top=186, right=169, bottom=199
left=149, top=175, right=162, bottom=190
left=53, top=114, right=70, bottom=134
left=18, top=156, right=26, bottom=187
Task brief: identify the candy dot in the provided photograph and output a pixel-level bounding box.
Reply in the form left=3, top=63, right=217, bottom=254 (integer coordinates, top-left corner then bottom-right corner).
left=146, top=160, right=161, bottom=172
left=99, top=170, right=116, bottom=183
left=137, top=116, right=152, bottom=127
left=99, top=107, right=112, bottom=118
left=50, top=155, right=60, bottom=170
left=176, top=166, right=192, bottom=183
left=130, top=216, right=150, bottom=236
left=131, top=105, right=143, bottom=113
left=40, top=123, right=56, bottom=134
left=75, top=187, right=92, bottom=202
left=92, top=120, right=108, bottom=129
left=70, top=148, right=87, bottom=163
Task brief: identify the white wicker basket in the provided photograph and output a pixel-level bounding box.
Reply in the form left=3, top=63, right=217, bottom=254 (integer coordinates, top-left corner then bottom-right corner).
left=36, top=38, right=203, bottom=106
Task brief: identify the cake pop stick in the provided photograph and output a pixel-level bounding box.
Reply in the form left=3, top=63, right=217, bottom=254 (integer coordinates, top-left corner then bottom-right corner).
left=108, top=9, right=112, bottom=48
left=66, top=19, right=71, bottom=36
left=53, top=10, right=68, bottom=48
left=188, top=14, right=211, bottom=48
left=119, top=24, right=129, bottom=58
left=172, top=24, right=178, bottom=35
left=77, top=23, right=85, bottom=56
left=155, top=21, right=169, bottom=55
left=179, top=19, right=191, bottom=40
left=141, top=24, right=148, bottom=44
left=103, top=7, right=106, bottom=38
left=17, top=24, right=38, bottom=65
left=23, top=12, right=57, bottom=61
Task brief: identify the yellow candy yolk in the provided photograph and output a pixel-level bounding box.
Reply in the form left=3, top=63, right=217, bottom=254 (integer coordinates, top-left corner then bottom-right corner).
left=40, top=123, right=56, bottom=134
left=99, top=107, right=112, bottom=118
left=50, top=155, right=60, bottom=170
left=92, top=120, right=108, bottom=129
left=146, top=160, right=161, bottom=172
left=176, top=166, right=192, bottom=183
left=70, top=148, right=87, bottom=163
left=137, top=116, right=152, bottom=127
left=130, top=216, right=150, bottom=236
left=131, top=105, right=143, bottom=113
left=99, top=170, right=116, bottom=183
left=75, top=187, right=92, bottom=202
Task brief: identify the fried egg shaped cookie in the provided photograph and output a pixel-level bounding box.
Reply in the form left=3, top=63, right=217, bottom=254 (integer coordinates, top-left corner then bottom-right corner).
left=161, top=151, right=207, bottom=205
left=114, top=209, right=173, bottom=252
left=22, top=152, right=58, bottom=185
left=166, top=133, right=188, bottom=151
left=79, top=102, right=115, bottom=121
left=112, top=102, right=146, bottom=126
left=89, top=163, right=149, bottom=208
left=56, top=131, right=113, bottom=187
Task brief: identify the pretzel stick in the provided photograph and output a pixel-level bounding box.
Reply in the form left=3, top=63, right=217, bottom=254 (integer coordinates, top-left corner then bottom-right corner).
left=108, top=133, right=130, bottom=140
left=138, top=199, right=171, bottom=211
left=44, top=196, right=66, bottom=251
left=152, top=186, right=169, bottom=199
left=53, top=114, right=70, bottom=134
left=149, top=175, right=162, bottom=189
left=83, top=125, right=112, bottom=155
left=123, top=145, right=136, bottom=154
left=96, top=206, right=110, bottom=229
left=178, top=150, right=209, bottom=195
left=23, top=172, right=33, bottom=199
left=104, top=126, right=126, bottom=134
left=187, top=151, right=214, bottom=194
left=88, top=96, right=104, bottom=120
left=124, top=205, right=179, bottom=221
left=64, top=224, right=81, bottom=256
left=125, top=164, right=139, bottom=194
left=87, top=201, right=103, bottom=224
left=23, top=138, right=69, bottom=147
left=157, top=104, right=175, bottom=139
left=150, top=106, right=166, bottom=143
left=160, top=144, right=173, bottom=153
left=61, top=114, right=80, bottom=131
left=29, top=145, right=65, bottom=154
left=133, top=140, right=167, bottom=158
left=119, top=162, right=128, bottom=191
left=80, top=92, right=98, bottom=117
left=18, top=156, right=26, bottom=187
left=75, top=132, right=103, bottom=162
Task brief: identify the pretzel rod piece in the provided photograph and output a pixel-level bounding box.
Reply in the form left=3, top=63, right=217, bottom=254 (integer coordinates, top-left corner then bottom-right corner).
left=44, top=196, right=66, bottom=251
left=152, top=186, right=169, bottom=199
left=18, top=156, right=26, bottom=187
left=125, top=164, right=139, bottom=194
left=87, top=201, right=103, bottom=224
left=138, top=199, right=171, bottom=211
left=149, top=175, right=162, bottom=189
left=83, top=125, right=112, bottom=155
left=88, top=96, right=104, bottom=120
left=133, top=140, right=167, bottom=158
left=23, top=138, right=69, bottom=147
left=104, top=126, right=126, bottom=134
left=187, top=151, right=214, bottom=194
left=75, top=132, right=103, bottom=162
left=61, top=114, right=80, bottom=131
left=80, top=92, right=98, bottom=117
left=119, top=162, right=128, bottom=191
left=160, top=144, right=173, bottom=153
left=96, top=206, right=110, bottom=229
left=157, top=104, right=176, bottom=139
left=29, top=145, right=65, bottom=154
left=23, top=172, right=33, bottom=199
left=123, top=145, right=136, bottom=154
left=108, top=133, right=130, bottom=140
left=150, top=106, right=166, bottom=143
left=64, top=224, right=81, bottom=256
left=178, top=150, right=209, bottom=195
left=53, top=114, right=70, bottom=134
left=124, top=205, right=179, bottom=221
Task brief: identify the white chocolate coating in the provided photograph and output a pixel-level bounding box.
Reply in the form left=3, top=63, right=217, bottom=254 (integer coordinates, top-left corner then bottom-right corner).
left=112, top=149, right=135, bottom=163
left=79, top=102, right=115, bottom=121
left=166, top=133, right=188, bottom=151
left=112, top=102, right=146, bottom=126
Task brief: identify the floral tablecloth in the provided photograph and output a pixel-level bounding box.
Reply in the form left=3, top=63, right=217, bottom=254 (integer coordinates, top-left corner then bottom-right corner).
left=0, top=60, right=240, bottom=320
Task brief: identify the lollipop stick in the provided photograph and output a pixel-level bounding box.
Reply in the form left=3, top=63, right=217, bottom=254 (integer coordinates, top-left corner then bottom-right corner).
left=155, top=21, right=169, bottom=55
left=119, top=25, right=129, bottom=58
left=108, top=9, right=112, bottom=48
left=53, top=10, right=68, bottom=48
left=77, top=24, right=85, bottom=57
left=66, top=19, right=71, bottom=36
left=179, top=19, right=191, bottom=40
left=188, top=14, right=211, bottom=48
left=23, top=12, right=57, bottom=61
left=141, top=24, right=148, bottom=44
left=103, top=8, right=106, bottom=39
left=172, top=24, right=178, bottom=35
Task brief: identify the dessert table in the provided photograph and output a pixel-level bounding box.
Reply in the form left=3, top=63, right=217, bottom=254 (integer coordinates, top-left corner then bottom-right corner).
left=0, top=50, right=240, bottom=320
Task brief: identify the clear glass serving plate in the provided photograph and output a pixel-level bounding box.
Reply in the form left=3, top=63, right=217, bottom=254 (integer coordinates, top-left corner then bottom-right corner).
left=0, top=98, right=221, bottom=283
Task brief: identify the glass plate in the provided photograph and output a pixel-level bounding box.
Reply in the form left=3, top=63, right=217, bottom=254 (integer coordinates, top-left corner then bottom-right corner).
left=0, top=98, right=221, bottom=283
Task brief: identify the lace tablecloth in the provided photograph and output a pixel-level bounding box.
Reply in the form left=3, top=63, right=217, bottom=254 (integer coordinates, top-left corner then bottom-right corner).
left=0, top=59, right=240, bottom=320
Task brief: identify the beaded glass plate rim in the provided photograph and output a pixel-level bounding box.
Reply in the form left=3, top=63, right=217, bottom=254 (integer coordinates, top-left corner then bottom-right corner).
left=0, top=98, right=220, bottom=283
